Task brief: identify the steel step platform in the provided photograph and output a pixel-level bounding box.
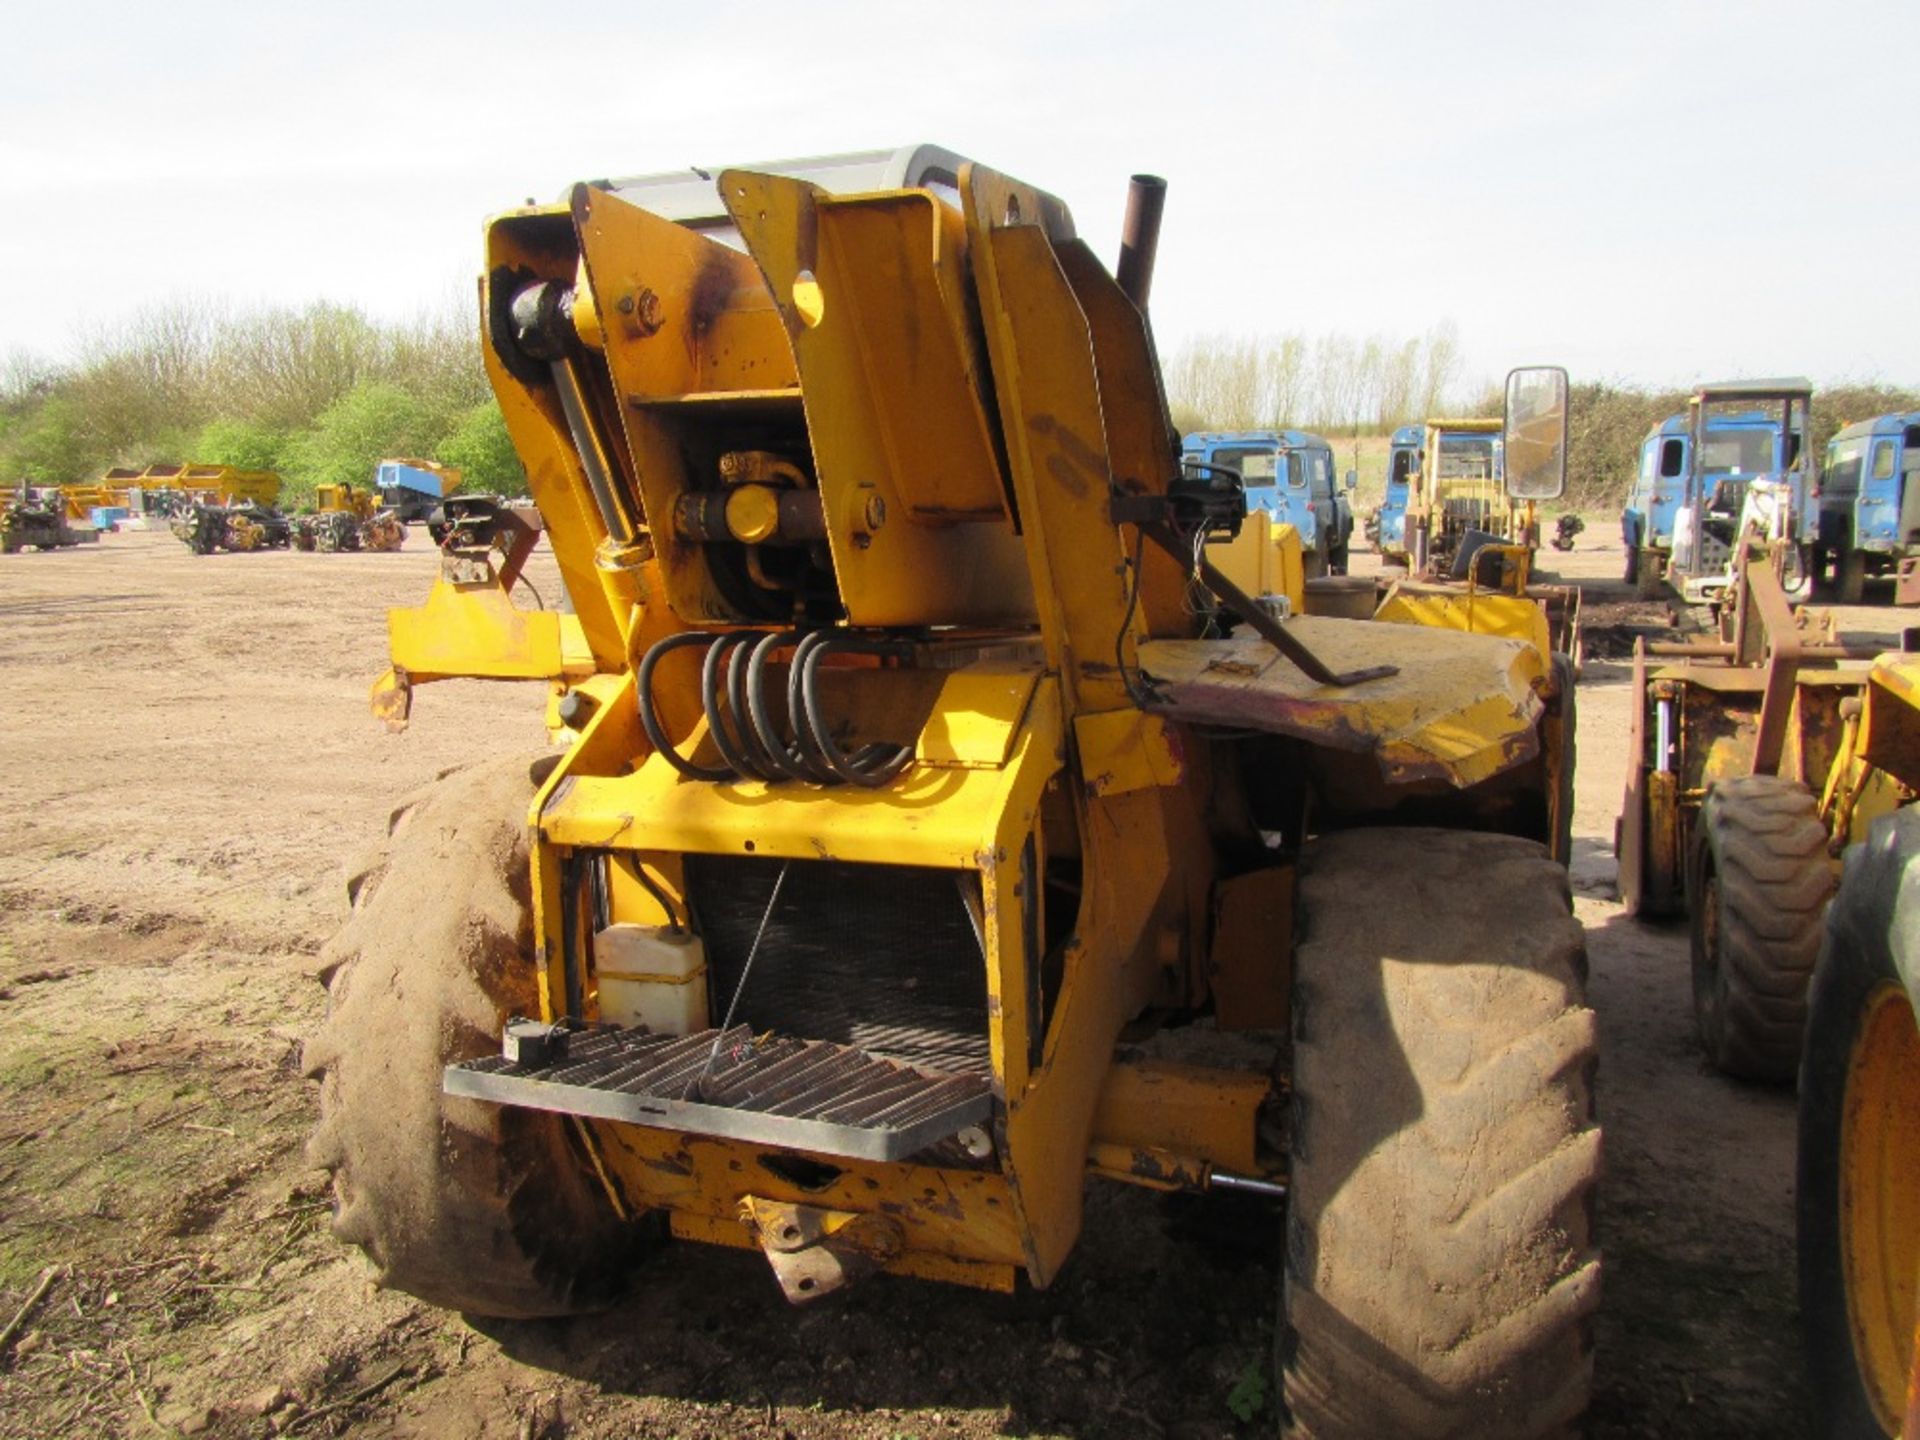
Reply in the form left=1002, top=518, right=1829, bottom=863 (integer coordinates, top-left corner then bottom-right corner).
left=445, top=1024, right=995, bottom=1163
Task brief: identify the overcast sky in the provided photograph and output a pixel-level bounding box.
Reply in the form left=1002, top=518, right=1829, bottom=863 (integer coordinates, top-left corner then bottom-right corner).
left=4, top=0, right=1914, bottom=391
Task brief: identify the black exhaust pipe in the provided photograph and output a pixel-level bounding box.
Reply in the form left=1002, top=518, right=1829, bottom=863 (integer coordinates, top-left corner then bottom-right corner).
left=1116, top=173, right=1167, bottom=311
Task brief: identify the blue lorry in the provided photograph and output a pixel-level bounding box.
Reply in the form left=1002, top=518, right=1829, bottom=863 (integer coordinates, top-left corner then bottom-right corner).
left=1816, top=412, right=1920, bottom=603
left=1368, top=423, right=1421, bottom=561
left=1661, top=379, right=1816, bottom=605
left=1622, top=408, right=1798, bottom=590
left=1180, top=429, right=1355, bottom=574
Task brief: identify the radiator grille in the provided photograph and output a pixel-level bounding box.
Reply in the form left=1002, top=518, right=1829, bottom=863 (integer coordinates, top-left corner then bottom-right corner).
left=684, top=856, right=991, bottom=1074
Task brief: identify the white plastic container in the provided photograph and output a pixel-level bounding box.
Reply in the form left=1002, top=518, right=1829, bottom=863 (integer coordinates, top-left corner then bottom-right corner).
left=595, top=924, right=710, bottom=1036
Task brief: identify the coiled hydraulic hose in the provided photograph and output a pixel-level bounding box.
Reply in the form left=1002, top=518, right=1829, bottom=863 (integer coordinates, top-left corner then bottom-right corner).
left=636, top=629, right=917, bottom=788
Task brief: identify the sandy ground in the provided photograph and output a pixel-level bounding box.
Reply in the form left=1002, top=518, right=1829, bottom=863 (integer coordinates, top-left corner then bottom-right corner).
left=0, top=527, right=1908, bottom=1438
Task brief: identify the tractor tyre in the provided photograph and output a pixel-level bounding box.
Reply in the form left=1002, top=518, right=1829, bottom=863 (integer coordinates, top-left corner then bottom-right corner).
left=1282, top=828, right=1600, bottom=1439
left=302, top=754, right=640, bottom=1318
left=1798, top=809, right=1920, bottom=1439
left=1687, top=775, right=1833, bottom=1082
left=1836, top=548, right=1867, bottom=606
left=1328, top=543, right=1350, bottom=576
left=1623, top=544, right=1639, bottom=585
left=1635, top=550, right=1667, bottom=600
left=1549, top=654, right=1577, bottom=867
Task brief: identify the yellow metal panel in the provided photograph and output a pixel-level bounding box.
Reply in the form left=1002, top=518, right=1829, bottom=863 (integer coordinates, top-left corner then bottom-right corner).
left=1862, top=655, right=1920, bottom=792
left=1374, top=581, right=1553, bottom=663
left=1089, top=1059, right=1268, bottom=1175
left=388, top=576, right=578, bottom=681
left=721, top=172, right=1036, bottom=628
left=572, top=184, right=800, bottom=623
left=1137, top=623, right=1546, bottom=788
left=539, top=678, right=1064, bottom=868
left=1073, top=708, right=1185, bottom=796
left=917, top=664, right=1042, bottom=767
left=1206, top=513, right=1307, bottom=610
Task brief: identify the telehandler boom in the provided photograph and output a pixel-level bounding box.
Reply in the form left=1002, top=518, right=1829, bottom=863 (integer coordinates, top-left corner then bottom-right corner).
left=308, top=147, right=1599, bottom=1437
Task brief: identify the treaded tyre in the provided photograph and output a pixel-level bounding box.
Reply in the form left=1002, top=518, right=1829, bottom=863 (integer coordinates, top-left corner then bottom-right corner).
left=302, top=754, right=639, bottom=1317
left=1798, top=809, right=1920, bottom=1440
left=1688, top=775, right=1833, bottom=1082
left=1283, top=828, right=1601, bottom=1438
left=1623, top=544, right=1639, bottom=585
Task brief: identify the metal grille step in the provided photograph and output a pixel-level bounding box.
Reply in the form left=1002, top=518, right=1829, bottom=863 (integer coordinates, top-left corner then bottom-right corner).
left=445, top=1024, right=994, bottom=1163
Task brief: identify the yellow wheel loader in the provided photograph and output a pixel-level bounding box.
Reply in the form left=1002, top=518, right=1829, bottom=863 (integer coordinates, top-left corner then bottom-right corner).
left=308, top=147, right=1597, bottom=1436
left=1616, top=536, right=1917, bottom=1080
left=1791, top=659, right=1920, bottom=1437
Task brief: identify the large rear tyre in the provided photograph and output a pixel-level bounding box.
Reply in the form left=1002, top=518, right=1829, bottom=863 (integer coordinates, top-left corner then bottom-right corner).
left=302, top=754, right=639, bottom=1318
left=1282, top=829, right=1601, bottom=1438
left=1688, top=775, right=1833, bottom=1082
left=1798, top=809, right=1920, bottom=1439
left=1623, top=544, right=1639, bottom=585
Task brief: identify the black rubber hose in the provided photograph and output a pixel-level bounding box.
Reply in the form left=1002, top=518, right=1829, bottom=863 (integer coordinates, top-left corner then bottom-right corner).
left=701, top=631, right=768, bottom=781
left=745, top=631, right=817, bottom=782
left=786, top=630, right=840, bottom=783
left=801, top=635, right=915, bottom=788
left=636, top=632, right=733, bottom=782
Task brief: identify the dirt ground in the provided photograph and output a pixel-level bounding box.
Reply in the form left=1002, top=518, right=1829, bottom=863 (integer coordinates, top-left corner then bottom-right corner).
left=0, top=527, right=1908, bottom=1438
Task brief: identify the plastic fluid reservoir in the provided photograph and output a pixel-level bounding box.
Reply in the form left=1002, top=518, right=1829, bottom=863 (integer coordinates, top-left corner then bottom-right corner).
left=595, top=924, right=709, bottom=1035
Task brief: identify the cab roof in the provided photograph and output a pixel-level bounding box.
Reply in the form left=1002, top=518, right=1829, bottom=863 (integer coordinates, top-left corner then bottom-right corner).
left=1693, top=377, right=1813, bottom=403
left=1830, top=412, right=1920, bottom=444
left=1182, top=429, right=1332, bottom=452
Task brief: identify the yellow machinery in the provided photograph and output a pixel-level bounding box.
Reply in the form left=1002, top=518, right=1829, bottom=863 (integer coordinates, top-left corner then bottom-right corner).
left=307, top=149, right=1597, bottom=1437
left=1617, top=537, right=1916, bottom=1078
left=293, top=484, right=405, bottom=552
left=103, top=463, right=282, bottom=507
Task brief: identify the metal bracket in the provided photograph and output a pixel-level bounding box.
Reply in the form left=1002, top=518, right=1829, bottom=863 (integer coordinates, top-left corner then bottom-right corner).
left=738, top=1196, right=904, bottom=1303
left=1136, top=519, right=1397, bottom=687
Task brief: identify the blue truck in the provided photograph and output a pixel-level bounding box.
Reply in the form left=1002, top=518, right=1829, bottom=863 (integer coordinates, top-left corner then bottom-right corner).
left=1180, top=429, right=1354, bottom=574
left=1642, top=381, right=1815, bottom=603
left=1368, top=423, right=1421, bottom=562
left=1622, top=408, right=1793, bottom=590
left=1816, top=412, right=1920, bottom=603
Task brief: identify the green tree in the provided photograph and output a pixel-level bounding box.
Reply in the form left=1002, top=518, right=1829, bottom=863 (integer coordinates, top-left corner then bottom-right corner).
left=435, top=400, right=528, bottom=497
left=194, top=417, right=286, bottom=472
left=282, top=381, right=434, bottom=498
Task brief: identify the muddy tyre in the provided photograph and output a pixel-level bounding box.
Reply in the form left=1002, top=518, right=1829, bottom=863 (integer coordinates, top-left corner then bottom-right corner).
left=302, top=754, right=638, bottom=1317
left=1798, top=809, right=1920, bottom=1439
left=1688, top=775, right=1833, bottom=1082
left=1283, top=828, right=1601, bottom=1438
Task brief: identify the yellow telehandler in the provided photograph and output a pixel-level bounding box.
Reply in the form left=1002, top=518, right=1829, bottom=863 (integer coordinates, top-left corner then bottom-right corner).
left=307, top=147, right=1597, bottom=1437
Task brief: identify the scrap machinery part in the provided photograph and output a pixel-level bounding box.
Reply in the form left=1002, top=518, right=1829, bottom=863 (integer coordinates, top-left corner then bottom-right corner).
left=315, top=146, right=1603, bottom=1437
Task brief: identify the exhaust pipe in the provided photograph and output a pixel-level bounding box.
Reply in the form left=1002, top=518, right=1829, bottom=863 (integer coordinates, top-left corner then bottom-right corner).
left=1115, top=173, right=1167, bottom=311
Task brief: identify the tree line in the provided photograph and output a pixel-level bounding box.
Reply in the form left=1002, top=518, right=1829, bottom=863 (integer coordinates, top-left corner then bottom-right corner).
left=0, top=300, right=527, bottom=503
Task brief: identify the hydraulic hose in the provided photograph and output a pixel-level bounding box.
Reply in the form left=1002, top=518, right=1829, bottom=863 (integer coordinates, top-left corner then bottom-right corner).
left=701, top=631, right=770, bottom=780
left=636, top=632, right=733, bottom=781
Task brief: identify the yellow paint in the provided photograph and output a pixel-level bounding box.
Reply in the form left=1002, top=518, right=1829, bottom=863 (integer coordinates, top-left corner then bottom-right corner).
left=1205, top=513, right=1307, bottom=612
left=669, top=1210, right=1016, bottom=1293
left=1090, top=1059, right=1268, bottom=1175
left=723, top=484, right=782, bottom=543
left=1074, top=708, right=1185, bottom=796
left=1840, top=981, right=1920, bottom=1434
left=1374, top=581, right=1554, bottom=666
left=389, top=575, right=590, bottom=682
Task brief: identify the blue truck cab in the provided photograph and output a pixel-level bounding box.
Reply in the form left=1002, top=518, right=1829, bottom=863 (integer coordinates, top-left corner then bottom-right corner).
left=1818, top=412, right=1920, bottom=601
left=1371, top=424, right=1421, bottom=560
left=1665, top=379, right=1816, bottom=604
left=1622, top=409, right=1789, bottom=585
left=1180, top=429, right=1353, bottom=573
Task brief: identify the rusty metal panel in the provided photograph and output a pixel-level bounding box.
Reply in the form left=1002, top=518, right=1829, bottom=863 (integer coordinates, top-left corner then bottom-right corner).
left=1136, top=623, right=1546, bottom=789
left=1208, top=866, right=1292, bottom=1031
left=1862, top=656, right=1920, bottom=791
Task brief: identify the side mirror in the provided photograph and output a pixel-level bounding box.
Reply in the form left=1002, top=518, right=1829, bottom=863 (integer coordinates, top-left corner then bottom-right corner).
left=1343, top=470, right=1357, bottom=491
left=1503, top=365, right=1569, bottom=501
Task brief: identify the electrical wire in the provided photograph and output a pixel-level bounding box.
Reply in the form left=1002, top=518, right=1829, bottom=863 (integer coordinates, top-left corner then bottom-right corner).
left=687, top=859, right=789, bottom=1099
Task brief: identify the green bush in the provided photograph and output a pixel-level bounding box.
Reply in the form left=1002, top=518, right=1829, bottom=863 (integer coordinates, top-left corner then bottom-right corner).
left=194, top=417, right=287, bottom=473
left=435, top=400, right=527, bottom=497
left=281, top=382, right=435, bottom=501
